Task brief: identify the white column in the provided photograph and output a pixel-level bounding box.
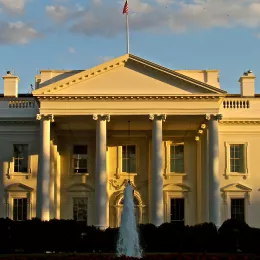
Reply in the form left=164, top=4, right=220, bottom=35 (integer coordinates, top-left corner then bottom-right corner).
left=149, top=114, right=166, bottom=226
left=36, top=114, right=54, bottom=221
left=93, top=114, right=110, bottom=229
left=207, top=114, right=222, bottom=227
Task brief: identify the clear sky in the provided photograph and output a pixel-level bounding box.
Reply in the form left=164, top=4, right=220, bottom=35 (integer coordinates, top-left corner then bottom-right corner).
left=0, top=0, right=259, bottom=94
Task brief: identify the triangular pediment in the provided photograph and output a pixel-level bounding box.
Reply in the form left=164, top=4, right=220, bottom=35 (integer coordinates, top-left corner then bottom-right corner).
left=163, top=183, right=191, bottom=192
left=221, top=183, right=252, bottom=192
left=33, top=54, right=226, bottom=97
left=67, top=183, right=94, bottom=192
left=5, top=183, right=34, bottom=192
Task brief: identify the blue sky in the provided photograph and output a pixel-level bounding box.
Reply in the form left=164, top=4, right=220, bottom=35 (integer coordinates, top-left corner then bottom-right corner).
left=0, top=0, right=259, bottom=94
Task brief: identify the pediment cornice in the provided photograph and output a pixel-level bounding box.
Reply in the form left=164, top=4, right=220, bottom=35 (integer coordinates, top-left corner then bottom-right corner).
left=221, top=183, right=252, bottom=192
left=33, top=53, right=227, bottom=97
left=36, top=94, right=222, bottom=101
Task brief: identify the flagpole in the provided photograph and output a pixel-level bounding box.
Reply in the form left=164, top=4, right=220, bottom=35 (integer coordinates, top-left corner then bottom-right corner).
left=126, top=12, right=130, bottom=54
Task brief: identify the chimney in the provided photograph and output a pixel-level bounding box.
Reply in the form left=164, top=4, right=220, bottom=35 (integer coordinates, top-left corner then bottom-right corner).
left=2, top=71, right=19, bottom=97
left=239, top=70, right=256, bottom=97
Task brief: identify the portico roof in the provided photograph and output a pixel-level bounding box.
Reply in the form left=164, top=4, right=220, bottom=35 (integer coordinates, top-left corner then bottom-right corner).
left=33, top=54, right=227, bottom=98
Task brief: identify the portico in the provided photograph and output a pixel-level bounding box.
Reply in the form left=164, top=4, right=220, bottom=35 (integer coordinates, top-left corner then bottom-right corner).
left=32, top=54, right=226, bottom=228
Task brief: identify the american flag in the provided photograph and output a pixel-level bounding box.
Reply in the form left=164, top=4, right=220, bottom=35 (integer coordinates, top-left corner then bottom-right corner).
left=123, top=0, right=129, bottom=14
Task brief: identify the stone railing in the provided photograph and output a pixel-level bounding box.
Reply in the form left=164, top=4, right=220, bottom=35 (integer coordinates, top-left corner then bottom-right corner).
left=8, top=100, right=36, bottom=108
left=223, top=99, right=250, bottom=109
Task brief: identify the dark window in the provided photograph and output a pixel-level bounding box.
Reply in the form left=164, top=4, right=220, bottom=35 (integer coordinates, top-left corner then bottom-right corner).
left=122, top=145, right=136, bottom=173
left=230, top=144, right=245, bottom=173
left=13, top=144, right=29, bottom=173
left=170, top=145, right=184, bottom=173
left=170, top=198, right=184, bottom=226
left=13, top=198, right=27, bottom=221
left=73, top=145, right=88, bottom=173
left=231, top=198, right=245, bottom=221
left=73, top=198, right=88, bottom=223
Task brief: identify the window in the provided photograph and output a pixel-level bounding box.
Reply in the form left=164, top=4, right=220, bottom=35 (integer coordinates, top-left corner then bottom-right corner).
left=230, top=144, right=245, bottom=173
left=13, top=198, right=27, bottom=221
left=122, top=145, right=136, bottom=173
left=13, top=144, right=29, bottom=173
left=73, top=198, right=88, bottom=223
left=231, top=198, right=245, bottom=221
left=73, top=145, right=88, bottom=173
left=170, top=144, right=184, bottom=173
left=170, top=198, right=185, bottom=226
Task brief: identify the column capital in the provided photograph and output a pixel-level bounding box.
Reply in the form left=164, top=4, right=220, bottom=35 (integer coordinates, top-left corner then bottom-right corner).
left=36, top=114, right=54, bottom=122
left=149, top=114, right=166, bottom=122
left=205, top=114, right=222, bottom=121
left=93, top=114, right=110, bottom=122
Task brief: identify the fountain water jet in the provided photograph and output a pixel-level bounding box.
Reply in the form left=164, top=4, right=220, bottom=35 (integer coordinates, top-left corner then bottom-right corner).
left=116, top=181, right=142, bottom=258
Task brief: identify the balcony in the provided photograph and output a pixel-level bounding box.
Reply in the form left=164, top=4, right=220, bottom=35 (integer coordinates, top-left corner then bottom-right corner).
left=223, top=99, right=250, bottom=109
left=0, top=98, right=38, bottom=119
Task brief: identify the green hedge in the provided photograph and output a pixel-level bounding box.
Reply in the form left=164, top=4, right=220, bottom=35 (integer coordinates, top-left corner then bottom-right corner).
left=0, top=218, right=259, bottom=254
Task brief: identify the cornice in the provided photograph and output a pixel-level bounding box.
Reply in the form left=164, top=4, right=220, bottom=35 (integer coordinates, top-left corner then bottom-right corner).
left=219, top=120, right=260, bottom=125
left=35, top=95, right=222, bottom=101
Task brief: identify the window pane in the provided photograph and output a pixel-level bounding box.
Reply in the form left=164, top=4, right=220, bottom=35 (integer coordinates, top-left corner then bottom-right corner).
left=170, top=145, right=184, bottom=173
left=73, top=198, right=88, bottom=223
left=13, top=198, right=27, bottom=221
left=73, top=145, right=88, bottom=173
left=231, top=199, right=245, bottom=221
left=122, top=145, right=136, bottom=173
left=230, top=144, right=245, bottom=173
left=170, top=198, right=185, bottom=227
left=13, top=144, right=28, bottom=173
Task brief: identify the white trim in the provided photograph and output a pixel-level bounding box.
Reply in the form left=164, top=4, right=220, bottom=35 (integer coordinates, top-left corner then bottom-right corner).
left=221, top=183, right=251, bottom=224
left=7, top=142, right=32, bottom=179
left=163, top=191, right=189, bottom=225
left=224, top=142, right=248, bottom=179
left=222, top=192, right=250, bottom=224
left=69, top=143, right=90, bottom=176
left=164, top=141, right=186, bottom=179
left=5, top=191, right=32, bottom=220
left=115, top=143, right=139, bottom=179
left=67, top=184, right=94, bottom=225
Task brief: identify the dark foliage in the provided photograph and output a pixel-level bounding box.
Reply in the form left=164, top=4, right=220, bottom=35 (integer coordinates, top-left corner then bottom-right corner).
left=0, top=218, right=259, bottom=254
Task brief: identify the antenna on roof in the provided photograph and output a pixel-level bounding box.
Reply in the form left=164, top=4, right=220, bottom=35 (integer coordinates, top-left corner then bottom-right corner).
left=28, top=84, right=34, bottom=94
left=11, top=68, right=15, bottom=75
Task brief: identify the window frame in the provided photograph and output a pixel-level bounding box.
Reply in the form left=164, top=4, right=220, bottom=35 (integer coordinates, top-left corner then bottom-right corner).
left=70, top=144, right=90, bottom=176
left=163, top=191, right=189, bottom=225
left=227, top=194, right=249, bottom=223
left=221, top=184, right=251, bottom=224
left=170, top=198, right=185, bottom=226
left=13, top=198, right=28, bottom=221
left=5, top=189, right=32, bottom=220
left=67, top=183, right=94, bottom=225
left=225, top=142, right=248, bottom=179
left=8, top=143, right=32, bottom=178
left=117, top=144, right=138, bottom=177
left=230, top=198, right=246, bottom=221
left=73, top=197, right=88, bottom=223
left=164, top=141, right=186, bottom=178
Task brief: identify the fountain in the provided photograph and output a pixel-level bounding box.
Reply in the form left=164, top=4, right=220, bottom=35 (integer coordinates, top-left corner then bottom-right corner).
left=116, top=181, right=142, bottom=258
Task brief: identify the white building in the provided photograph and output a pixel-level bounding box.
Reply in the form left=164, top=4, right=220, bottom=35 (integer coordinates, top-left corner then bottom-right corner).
left=0, top=54, right=259, bottom=228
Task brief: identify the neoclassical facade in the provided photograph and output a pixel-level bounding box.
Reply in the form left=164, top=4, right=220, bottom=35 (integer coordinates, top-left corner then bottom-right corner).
left=0, top=54, right=259, bottom=228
